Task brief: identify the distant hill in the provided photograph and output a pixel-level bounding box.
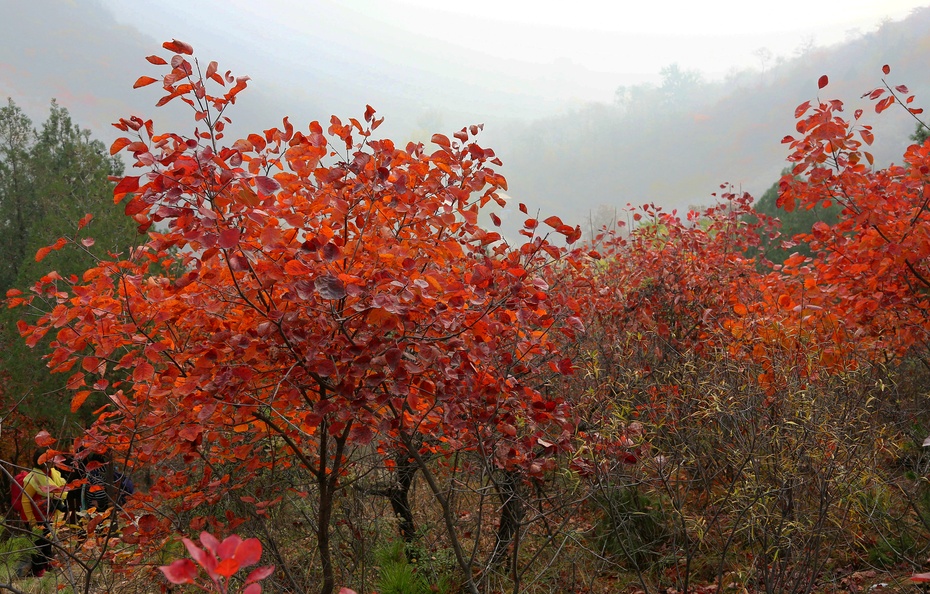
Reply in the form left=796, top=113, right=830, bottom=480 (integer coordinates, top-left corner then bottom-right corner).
left=3, top=1, right=929, bottom=235
left=484, top=6, right=930, bottom=229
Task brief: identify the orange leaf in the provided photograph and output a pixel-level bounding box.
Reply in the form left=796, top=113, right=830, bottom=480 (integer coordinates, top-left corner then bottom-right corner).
left=110, top=137, right=132, bottom=155
left=162, top=39, right=194, bottom=55
left=859, top=128, right=874, bottom=146
left=114, top=176, right=140, bottom=197
left=77, top=213, right=94, bottom=231
left=133, top=76, right=159, bottom=89
left=543, top=215, right=563, bottom=229
left=430, top=133, right=450, bottom=148
left=133, top=361, right=155, bottom=382
left=284, top=260, right=311, bottom=276
left=70, top=391, right=92, bottom=413
left=35, top=430, right=56, bottom=447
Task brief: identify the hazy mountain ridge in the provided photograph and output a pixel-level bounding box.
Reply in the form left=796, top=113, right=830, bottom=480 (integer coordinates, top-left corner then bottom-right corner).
left=2, top=1, right=929, bottom=234
left=488, top=7, right=930, bottom=228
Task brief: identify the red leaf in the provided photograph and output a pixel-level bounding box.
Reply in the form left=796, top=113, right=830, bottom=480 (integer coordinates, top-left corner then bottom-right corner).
left=245, top=565, right=275, bottom=584
left=146, top=55, right=168, bottom=66
left=35, top=430, right=56, bottom=447
left=255, top=176, right=280, bottom=195
left=160, top=559, right=198, bottom=584
left=138, top=514, right=159, bottom=533
left=217, top=535, right=242, bottom=560
left=882, top=64, right=890, bottom=75
left=243, top=585, right=263, bottom=594
left=234, top=538, right=263, bottom=567
left=490, top=212, right=501, bottom=226
left=216, top=558, right=240, bottom=577
left=543, top=215, right=563, bottom=228
left=385, top=348, right=402, bottom=371
left=430, top=133, right=450, bottom=148
left=859, top=128, right=874, bottom=146
left=322, top=243, right=343, bottom=262
left=114, top=176, right=140, bottom=197
left=200, top=532, right=221, bottom=556
left=218, top=228, right=241, bottom=249
left=911, top=572, right=930, bottom=582
left=315, top=275, right=346, bottom=300
left=184, top=538, right=218, bottom=578
left=35, top=245, right=52, bottom=262
left=794, top=100, right=811, bottom=119
left=817, top=75, right=828, bottom=89
left=876, top=96, right=895, bottom=114
left=133, top=76, right=159, bottom=89
left=133, top=361, right=155, bottom=383
left=518, top=203, right=528, bottom=214
left=110, top=137, right=132, bottom=155
left=163, top=39, right=194, bottom=55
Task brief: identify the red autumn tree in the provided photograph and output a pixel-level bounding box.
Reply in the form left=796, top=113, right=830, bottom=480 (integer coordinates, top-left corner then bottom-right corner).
left=777, top=68, right=930, bottom=369
left=12, top=40, right=584, bottom=594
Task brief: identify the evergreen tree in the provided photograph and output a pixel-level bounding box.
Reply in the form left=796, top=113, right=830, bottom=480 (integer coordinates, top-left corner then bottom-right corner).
left=0, top=99, right=37, bottom=290
left=912, top=122, right=929, bottom=145
left=0, top=99, right=142, bottom=428
left=752, top=171, right=840, bottom=265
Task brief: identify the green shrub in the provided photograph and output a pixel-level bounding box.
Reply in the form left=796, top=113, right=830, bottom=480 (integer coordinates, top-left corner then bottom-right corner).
left=374, top=539, right=458, bottom=594
left=592, top=484, right=670, bottom=567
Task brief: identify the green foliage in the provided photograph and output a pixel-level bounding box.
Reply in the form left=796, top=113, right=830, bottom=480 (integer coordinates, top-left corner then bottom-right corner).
left=374, top=540, right=457, bottom=594
left=751, top=172, right=840, bottom=264
left=592, top=485, right=670, bottom=567
left=0, top=98, right=142, bottom=426
left=912, top=122, right=929, bottom=145
left=0, top=534, right=33, bottom=579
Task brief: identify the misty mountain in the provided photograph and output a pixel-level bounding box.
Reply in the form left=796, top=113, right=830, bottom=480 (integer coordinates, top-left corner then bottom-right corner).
left=2, top=1, right=929, bottom=236
left=485, top=8, right=930, bottom=230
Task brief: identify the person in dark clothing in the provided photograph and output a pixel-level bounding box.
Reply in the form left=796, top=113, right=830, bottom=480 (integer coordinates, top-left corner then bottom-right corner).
left=60, top=453, right=85, bottom=527
left=85, top=453, right=135, bottom=512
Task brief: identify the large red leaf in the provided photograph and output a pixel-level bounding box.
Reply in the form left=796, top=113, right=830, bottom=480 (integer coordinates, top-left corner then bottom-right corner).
left=160, top=559, right=198, bottom=584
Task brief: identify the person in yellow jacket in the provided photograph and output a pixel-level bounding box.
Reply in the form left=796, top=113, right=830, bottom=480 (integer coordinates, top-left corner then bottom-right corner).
left=20, top=449, right=66, bottom=578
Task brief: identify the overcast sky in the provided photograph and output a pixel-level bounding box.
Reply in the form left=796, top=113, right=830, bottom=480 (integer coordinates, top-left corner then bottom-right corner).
left=5, top=0, right=929, bottom=229
left=345, top=0, right=925, bottom=72
left=103, top=0, right=929, bottom=105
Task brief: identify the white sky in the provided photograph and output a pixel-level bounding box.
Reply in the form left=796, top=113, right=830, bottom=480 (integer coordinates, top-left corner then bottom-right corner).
left=97, top=0, right=930, bottom=115
left=323, top=0, right=925, bottom=75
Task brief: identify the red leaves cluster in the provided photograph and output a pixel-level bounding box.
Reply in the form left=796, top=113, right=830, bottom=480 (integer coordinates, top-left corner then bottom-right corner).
left=160, top=531, right=273, bottom=594
left=18, top=43, right=930, bottom=583
left=14, top=40, right=588, bottom=558
left=777, top=69, right=930, bottom=366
